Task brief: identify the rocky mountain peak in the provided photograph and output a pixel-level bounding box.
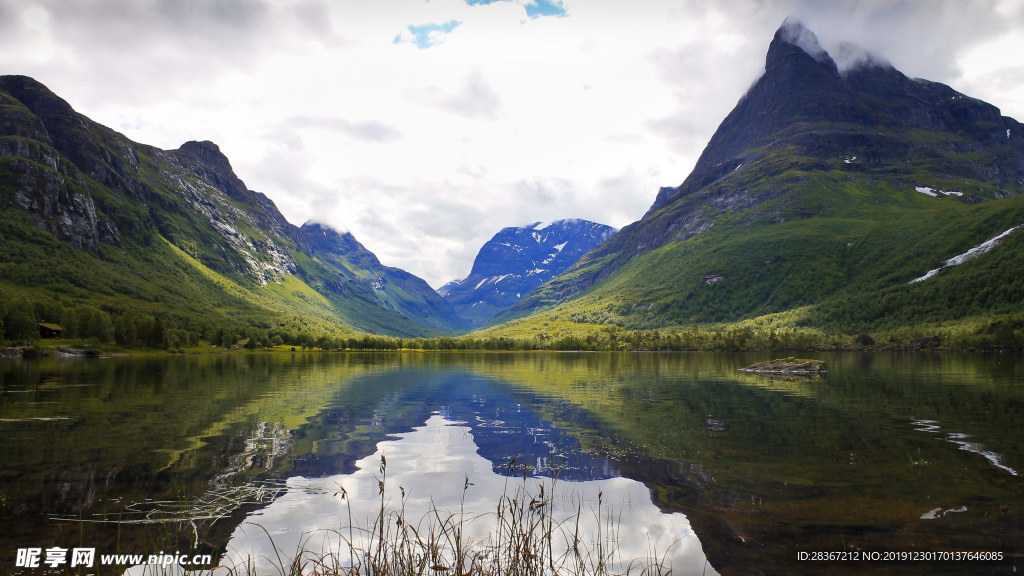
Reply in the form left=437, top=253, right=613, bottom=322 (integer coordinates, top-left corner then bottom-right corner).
left=503, top=19, right=1024, bottom=322
left=441, top=218, right=616, bottom=326
left=295, top=218, right=379, bottom=265
left=178, top=140, right=235, bottom=178
left=301, top=219, right=350, bottom=237
left=769, top=18, right=837, bottom=73
left=175, top=140, right=251, bottom=199
left=0, top=75, right=77, bottom=124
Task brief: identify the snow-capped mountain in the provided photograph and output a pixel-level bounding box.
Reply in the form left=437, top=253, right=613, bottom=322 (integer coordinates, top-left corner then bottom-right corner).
left=440, top=219, right=616, bottom=326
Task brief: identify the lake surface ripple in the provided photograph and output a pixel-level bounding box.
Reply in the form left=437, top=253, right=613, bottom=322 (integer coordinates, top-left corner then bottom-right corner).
left=1, top=351, right=1022, bottom=575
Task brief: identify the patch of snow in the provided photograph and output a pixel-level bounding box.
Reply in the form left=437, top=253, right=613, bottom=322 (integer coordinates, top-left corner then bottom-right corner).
left=1008, top=129, right=1012, bottom=139
left=526, top=268, right=546, bottom=276
left=945, top=226, right=1022, bottom=266
left=531, top=231, right=542, bottom=243
left=911, top=268, right=941, bottom=283
left=474, top=277, right=490, bottom=290
left=436, top=280, right=461, bottom=297
left=916, top=185, right=964, bottom=198
left=531, top=219, right=579, bottom=231
left=843, top=155, right=856, bottom=164
left=920, top=506, right=967, bottom=520
left=910, top=224, right=1024, bottom=283
left=553, top=241, right=567, bottom=252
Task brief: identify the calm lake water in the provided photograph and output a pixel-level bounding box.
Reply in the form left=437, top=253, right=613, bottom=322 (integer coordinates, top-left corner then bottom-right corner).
left=1, top=351, right=1022, bottom=575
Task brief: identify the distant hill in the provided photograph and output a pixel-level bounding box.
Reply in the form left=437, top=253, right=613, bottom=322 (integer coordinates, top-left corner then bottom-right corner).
left=439, top=219, right=616, bottom=326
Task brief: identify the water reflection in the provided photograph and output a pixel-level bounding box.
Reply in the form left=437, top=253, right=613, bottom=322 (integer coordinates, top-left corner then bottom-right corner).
left=4, top=352, right=1024, bottom=576
left=209, top=414, right=717, bottom=576
left=912, top=419, right=1020, bottom=476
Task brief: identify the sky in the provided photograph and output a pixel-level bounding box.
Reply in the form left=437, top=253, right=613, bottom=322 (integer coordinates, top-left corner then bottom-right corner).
left=3, top=0, right=1024, bottom=288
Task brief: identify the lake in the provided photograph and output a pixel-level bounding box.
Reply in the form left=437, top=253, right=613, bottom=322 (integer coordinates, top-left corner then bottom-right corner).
left=1, top=351, right=1022, bottom=575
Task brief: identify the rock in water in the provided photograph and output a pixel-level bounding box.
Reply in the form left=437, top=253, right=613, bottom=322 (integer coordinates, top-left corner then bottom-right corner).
left=739, top=357, right=827, bottom=375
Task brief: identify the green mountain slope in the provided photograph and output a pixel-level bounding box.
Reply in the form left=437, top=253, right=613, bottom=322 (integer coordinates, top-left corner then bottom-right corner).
left=489, top=20, right=1024, bottom=343
left=0, top=75, right=466, bottom=345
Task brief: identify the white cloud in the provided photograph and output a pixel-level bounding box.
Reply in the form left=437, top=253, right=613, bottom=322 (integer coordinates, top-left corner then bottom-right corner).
left=407, top=67, right=503, bottom=119
left=2, top=0, right=1023, bottom=288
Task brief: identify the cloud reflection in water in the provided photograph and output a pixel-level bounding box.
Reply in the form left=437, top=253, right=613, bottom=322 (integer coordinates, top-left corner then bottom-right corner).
left=210, top=414, right=718, bottom=575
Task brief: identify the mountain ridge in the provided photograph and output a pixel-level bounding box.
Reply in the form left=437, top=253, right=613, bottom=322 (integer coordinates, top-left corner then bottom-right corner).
left=5, top=17, right=1024, bottom=350
left=488, top=19, right=1024, bottom=337
left=439, top=219, right=616, bottom=326
left=0, top=74, right=466, bottom=341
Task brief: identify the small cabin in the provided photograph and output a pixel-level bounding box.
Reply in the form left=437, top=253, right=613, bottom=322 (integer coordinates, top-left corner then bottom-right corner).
left=38, top=323, right=63, bottom=339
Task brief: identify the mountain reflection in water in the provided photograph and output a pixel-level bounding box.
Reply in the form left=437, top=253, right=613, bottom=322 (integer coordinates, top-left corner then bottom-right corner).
left=205, top=414, right=716, bottom=575
left=5, top=352, right=1021, bottom=576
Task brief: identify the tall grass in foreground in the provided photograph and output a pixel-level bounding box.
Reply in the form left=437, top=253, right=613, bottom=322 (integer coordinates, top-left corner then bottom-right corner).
left=212, top=455, right=684, bottom=576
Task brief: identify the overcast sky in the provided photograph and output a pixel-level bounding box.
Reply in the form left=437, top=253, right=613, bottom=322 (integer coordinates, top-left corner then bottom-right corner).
left=3, top=0, right=1024, bottom=288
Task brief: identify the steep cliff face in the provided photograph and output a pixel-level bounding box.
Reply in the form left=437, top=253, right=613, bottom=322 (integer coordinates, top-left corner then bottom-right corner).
left=0, top=75, right=465, bottom=337
left=440, top=219, right=616, bottom=326
left=0, top=76, right=124, bottom=252
left=494, top=20, right=1024, bottom=329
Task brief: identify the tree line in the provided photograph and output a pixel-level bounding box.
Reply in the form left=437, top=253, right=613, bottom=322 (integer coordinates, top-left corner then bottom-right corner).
left=5, top=289, right=1024, bottom=352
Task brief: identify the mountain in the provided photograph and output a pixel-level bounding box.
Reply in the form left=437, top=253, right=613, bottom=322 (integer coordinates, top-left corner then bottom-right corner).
left=439, top=219, right=616, bottom=326
left=294, top=221, right=470, bottom=333
left=491, top=19, right=1024, bottom=338
left=0, top=75, right=466, bottom=344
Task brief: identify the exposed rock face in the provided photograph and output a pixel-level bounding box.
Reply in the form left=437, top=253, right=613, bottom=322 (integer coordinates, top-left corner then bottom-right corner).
left=441, top=219, right=616, bottom=326
left=0, top=76, right=122, bottom=251
left=0, top=76, right=303, bottom=284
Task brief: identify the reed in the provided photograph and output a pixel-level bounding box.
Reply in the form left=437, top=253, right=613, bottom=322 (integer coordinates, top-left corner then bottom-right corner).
left=206, top=454, right=677, bottom=576
left=93, top=454, right=684, bottom=576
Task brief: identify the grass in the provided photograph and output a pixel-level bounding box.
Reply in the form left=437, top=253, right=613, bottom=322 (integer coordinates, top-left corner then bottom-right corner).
left=101, top=455, right=685, bottom=576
